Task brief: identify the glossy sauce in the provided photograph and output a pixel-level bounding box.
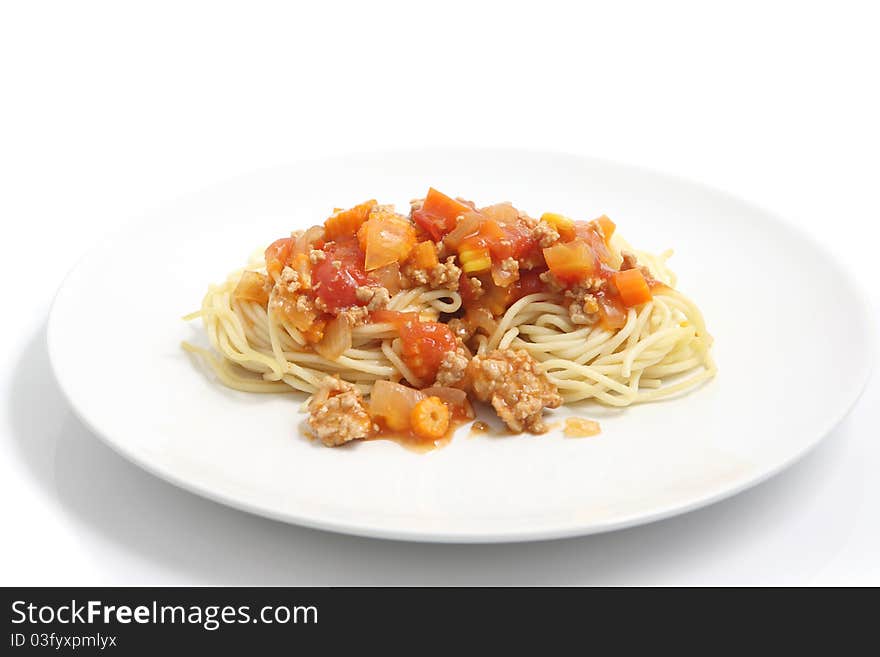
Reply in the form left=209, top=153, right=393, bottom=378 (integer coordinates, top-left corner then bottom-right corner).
left=563, top=417, right=602, bottom=438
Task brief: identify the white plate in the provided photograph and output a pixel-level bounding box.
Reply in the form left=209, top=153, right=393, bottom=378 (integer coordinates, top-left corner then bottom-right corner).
left=47, top=149, right=874, bottom=542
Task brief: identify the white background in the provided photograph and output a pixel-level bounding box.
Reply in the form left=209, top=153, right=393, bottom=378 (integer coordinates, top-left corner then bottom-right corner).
left=1, top=1, right=877, bottom=585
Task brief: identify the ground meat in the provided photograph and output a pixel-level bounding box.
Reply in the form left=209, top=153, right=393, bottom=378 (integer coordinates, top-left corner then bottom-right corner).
left=355, top=285, right=391, bottom=310
left=279, top=266, right=302, bottom=293
left=564, top=279, right=604, bottom=325
left=532, top=220, right=560, bottom=248
left=568, top=297, right=599, bottom=325
left=428, top=257, right=461, bottom=290
left=465, top=276, right=484, bottom=299
left=467, top=349, right=562, bottom=433
left=295, top=293, right=315, bottom=315
left=497, top=257, right=520, bottom=284
left=435, top=346, right=471, bottom=387
left=337, top=305, right=370, bottom=326
left=403, top=257, right=461, bottom=291
left=404, top=265, right=429, bottom=286
left=307, top=376, right=373, bottom=447
left=517, top=212, right=538, bottom=230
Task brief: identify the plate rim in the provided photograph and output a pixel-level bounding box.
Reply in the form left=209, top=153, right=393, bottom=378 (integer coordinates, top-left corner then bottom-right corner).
left=45, top=147, right=877, bottom=543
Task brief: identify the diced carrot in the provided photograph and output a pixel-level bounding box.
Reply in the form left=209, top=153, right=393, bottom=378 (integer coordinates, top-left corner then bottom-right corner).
left=613, top=268, right=652, bottom=307
left=409, top=240, right=439, bottom=270
left=412, top=188, right=474, bottom=241
left=542, top=239, right=597, bottom=283
left=422, top=188, right=472, bottom=224
left=233, top=271, right=269, bottom=306
left=410, top=396, right=451, bottom=441
left=323, top=199, right=377, bottom=240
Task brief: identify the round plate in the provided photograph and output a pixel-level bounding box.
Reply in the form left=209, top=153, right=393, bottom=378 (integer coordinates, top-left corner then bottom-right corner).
left=47, top=149, right=874, bottom=542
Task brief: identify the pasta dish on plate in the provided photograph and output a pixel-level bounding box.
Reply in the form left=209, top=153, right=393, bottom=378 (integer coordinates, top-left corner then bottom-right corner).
left=184, top=188, right=716, bottom=448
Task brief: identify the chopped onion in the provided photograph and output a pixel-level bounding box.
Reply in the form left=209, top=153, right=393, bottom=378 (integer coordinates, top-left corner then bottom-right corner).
left=372, top=262, right=401, bottom=295
left=479, top=202, right=518, bottom=224
left=443, top=211, right=482, bottom=249
left=314, top=315, right=351, bottom=360
left=294, top=225, right=325, bottom=255
left=422, top=386, right=475, bottom=419
left=369, top=380, right=425, bottom=431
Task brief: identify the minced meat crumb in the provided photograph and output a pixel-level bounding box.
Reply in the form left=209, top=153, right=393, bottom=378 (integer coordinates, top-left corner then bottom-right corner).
left=465, top=276, right=484, bottom=299
left=279, top=266, right=302, bottom=293
left=467, top=349, right=562, bottom=433
left=532, top=220, right=560, bottom=248
left=355, top=285, right=391, bottom=310
left=338, top=305, right=370, bottom=326
left=307, top=376, right=373, bottom=446
left=429, top=257, right=461, bottom=290
left=435, top=347, right=471, bottom=387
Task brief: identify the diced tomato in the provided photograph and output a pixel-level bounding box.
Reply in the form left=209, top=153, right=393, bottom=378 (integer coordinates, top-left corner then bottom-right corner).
left=480, top=220, right=538, bottom=262
left=412, top=188, right=473, bottom=240
left=512, top=270, right=544, bottom=299
left=311, top=239, right=369, bottom=311
left=265, top=237, right=294, bottom=280
left=542, top=239, right=598, bottom=283
left=412, top=209, right=448, bottom=242
left=397, top=320, right=457, bottom=382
